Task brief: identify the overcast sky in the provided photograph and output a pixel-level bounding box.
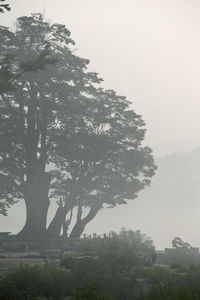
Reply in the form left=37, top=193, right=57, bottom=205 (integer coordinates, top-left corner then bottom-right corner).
left=2, top=0, right=200, bottom=155
left=1, top=0, right=200, bottom=248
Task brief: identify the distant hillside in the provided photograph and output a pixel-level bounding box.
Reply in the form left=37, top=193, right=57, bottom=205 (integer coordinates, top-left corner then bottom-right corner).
left=152, top=148, right=200, bottom=211
left=157, top=147, right=200, bottom=184
left=86, top=147, right=200, bottom=249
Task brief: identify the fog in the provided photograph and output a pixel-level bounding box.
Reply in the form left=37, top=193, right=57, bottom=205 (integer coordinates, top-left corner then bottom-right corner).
left=1, top=0, right=200, bottom=249
left=2, top=0, right=200, bottom=155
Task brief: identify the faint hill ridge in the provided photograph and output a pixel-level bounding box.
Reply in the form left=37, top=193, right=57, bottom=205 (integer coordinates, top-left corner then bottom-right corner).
left=86, top=146, right=200, bottom=249
left=159, top=146, right=200, bottom=161
left=155, top=146, right=200, bottom=184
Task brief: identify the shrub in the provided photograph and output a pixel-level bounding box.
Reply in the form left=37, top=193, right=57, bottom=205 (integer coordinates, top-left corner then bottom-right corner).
left=0, top=264, right=71, bottom=300
left=73, top=283, right=115, bottom=300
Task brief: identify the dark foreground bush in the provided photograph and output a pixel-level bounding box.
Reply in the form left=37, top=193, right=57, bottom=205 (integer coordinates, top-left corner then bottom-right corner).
left=0, top=265, right=115, bottom=300
left=2, top=264, right=200, bottom=300
left=137, top=266, right=200, bottom=300
left=73, top=283, right=116, bottom=300
left=60, top=256, right=137, bottom=299
left=137, top=282, right=200, bottom=300
left=0, top=264, right=71, bottom=300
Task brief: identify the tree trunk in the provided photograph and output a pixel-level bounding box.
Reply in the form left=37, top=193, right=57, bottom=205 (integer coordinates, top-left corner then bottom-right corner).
left=18, top=173, right=51, bottom=237
left=62, top=209, right=73, bottom=239
left=69, top=220, right=86, bottom=239
left=47, top=206, right=69, bottom=238
left=69, top=205, right=100, bottom=239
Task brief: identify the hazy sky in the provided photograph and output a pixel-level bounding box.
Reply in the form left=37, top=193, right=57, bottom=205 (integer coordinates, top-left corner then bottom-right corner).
left=2, top=0, right=200, bottom=155
left=1, top=0, right=200, bottom=248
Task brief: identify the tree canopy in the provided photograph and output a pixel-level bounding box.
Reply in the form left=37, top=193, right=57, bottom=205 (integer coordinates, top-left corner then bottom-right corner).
left=48, top=88, right=156, bottom=238
left=0, top=14, right=156, bottom=237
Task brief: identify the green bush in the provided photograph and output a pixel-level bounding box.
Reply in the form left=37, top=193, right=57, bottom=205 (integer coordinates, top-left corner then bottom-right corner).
left=136, top=266, right=200, bottom=300
left=0, top=264, right=71, bottom=300
left=60, top=229, right=156, bottom=299
left=5, top=231, right=200, bottom=299
left=2, top=261, right=200, bottom=299
left=73, top=283, right=115, bottom=300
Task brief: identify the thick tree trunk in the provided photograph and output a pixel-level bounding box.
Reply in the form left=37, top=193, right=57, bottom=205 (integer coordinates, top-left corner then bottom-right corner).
left=47, top=206, right=69, bottom=238
left=69, top=220, right=86, bottom=239
left=69, top=205, right=100, bottom=239
left=18, top=173, right=51, bottom=237
left=62, top=209, right=73, bottom=239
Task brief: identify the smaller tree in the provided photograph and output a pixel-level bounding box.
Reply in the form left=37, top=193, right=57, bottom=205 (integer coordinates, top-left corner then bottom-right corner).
left=172, top=237, right=191, bottom=251
left=165, top=237, right=200, bottom=265
left=47, top=88, right=156, bottom=238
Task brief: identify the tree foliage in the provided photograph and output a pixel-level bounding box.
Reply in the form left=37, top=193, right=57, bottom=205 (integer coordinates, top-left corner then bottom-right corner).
left=48, top=87, right=156, bottom=237
left=172, top=237, right=192, bottom=251
left=0, top=14, right=156, bottom=236
left=0, top=13, right=93, bottom=229
left=0, top=0, right=11, bottom=13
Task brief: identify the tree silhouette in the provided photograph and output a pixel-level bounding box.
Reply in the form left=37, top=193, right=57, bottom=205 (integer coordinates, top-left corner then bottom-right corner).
left=172, top=237, right=191, bottom=251
left=0, top=14, right=101, bottom=236
left=47, top=89, right=156, bottom=238
left=0, top=14, right=156, bottom=237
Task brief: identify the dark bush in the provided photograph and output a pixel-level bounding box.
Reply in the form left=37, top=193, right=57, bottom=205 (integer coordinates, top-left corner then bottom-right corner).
left=0, top=264, right=71, bottom=300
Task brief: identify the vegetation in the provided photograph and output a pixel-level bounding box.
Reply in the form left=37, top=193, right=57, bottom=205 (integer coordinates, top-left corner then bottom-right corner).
left=1, top=255, right=200, bottom=299
left=163, top=237, right=200, bottom=266
left=0, top=264, right=71, bottom=300
left=1, top=6, right=198, bottom=300
left=0, top=0, right=10, bottom=13
left=0, top=231, right=199, bottom=299
left=0, top=229, right=156, bottom=299
left=0, top=14, right=156, bottom=238
left=76, top=228, right=156, bottom=267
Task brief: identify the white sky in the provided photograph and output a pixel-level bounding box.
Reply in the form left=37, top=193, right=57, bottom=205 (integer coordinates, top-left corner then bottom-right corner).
left=1, top=0, right=200, bottom=248
left=1, top=0, right=200, bottom=155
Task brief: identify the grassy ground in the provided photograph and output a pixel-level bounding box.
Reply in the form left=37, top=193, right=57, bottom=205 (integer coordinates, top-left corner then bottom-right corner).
left=0, top=257, right=59, bottom=278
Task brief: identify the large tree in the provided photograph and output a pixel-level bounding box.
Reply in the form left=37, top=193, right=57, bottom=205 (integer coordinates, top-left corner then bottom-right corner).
left=0, top=14, right=101, bottom=236
left=0, top=14, right=156, bottom=237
